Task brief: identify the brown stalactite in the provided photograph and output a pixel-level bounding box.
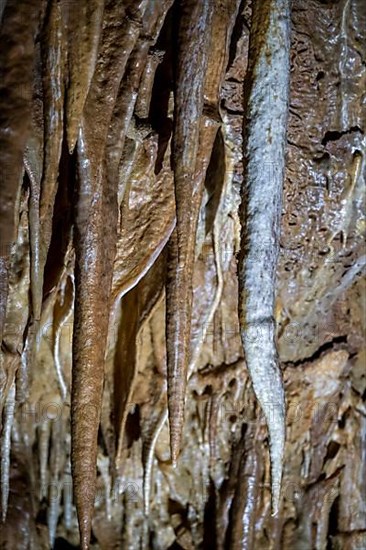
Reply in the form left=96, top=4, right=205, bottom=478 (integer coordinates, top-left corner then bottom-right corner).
left=36, top=0, right=65, bottom=321
left=71, top=1, right=150, bottom=545
left=227, top=426, right=262, bottom=549
left=165, top=0, right=241, bottom=467
left=72, top=143, right=112, bottom=549
left=166, top=0, right=214, bottom=465
left=0, top=257, right=8, bottom=345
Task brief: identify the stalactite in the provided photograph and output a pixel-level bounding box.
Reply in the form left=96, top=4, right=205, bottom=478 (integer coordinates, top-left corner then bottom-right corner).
left=62, top=453, right=73, bottom=531
left=227, top=426, right=262, bottom=549
left=206, top=393, right=217, bottom=469
left=23, top=39, right=44, bottom=330
left=0, top=379, right=15, bottom=521
left=0, top=256, right=8, bottom=346
left=143, top=409, right=168, bottom=520
left=71, top=2, right=149, bottom=546
left=24, top=154, right=41, bottom=324
left=166, top=0, right=214, bottom=465
left=238, top=0, right=291, bottom=514
left=72, top=102, right=116, bottom=550
left=48, top=418, right=63, bottom=547
left=23, top=152, right=42, bottom=405
left=37, top=0, right=65, bottom=322
left=142, top=49, right=236, bottom=516
left=165, top=0, right=240, bottom=468
left=38, top=419, right=51, bottom=501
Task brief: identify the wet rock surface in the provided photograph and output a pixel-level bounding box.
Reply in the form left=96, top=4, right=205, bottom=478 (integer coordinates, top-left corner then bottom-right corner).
left=0, top=0, right=365, bottom=548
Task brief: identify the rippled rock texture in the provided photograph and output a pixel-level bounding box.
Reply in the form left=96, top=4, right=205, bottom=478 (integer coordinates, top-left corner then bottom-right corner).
left=0, top=0, right=365, bottom=548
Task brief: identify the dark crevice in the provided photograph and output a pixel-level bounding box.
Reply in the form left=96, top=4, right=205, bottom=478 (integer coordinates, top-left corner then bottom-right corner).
left=282, top=335, right=348, bottom=368
left=327, top=496, right=340, bottom=549
left=225, top=76, right=241, bottom=83
left=125, top=405, right=141, bottom=448
left=43, top=131, right=75, bottom=298
left=226, top=0, right=247, bottom=72
left=321, top=126, right=364, bottom=146
left=221, top=103, right=244, bottom=116
left=204, top=129, right=226, bottom=235
left=324, top=440, right=340, bottom=461
left=307, top=466, right=344, bottom=492
left=148, top=4, right=173, bottom=174
left=203, top=479, right=217, bottom=549
left=54, top=538, right=79, bottom=549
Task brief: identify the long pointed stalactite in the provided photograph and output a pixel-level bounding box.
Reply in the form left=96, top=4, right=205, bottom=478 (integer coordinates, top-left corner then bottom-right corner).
left=0, top=0, right=365, bottom=547
left=166, top=0, right=214, bottom=465
left=238, top=0, right=291, bottom=514
left=37, top=0, right=65, bottom=322
left=71, top=2, right=150, bottom=546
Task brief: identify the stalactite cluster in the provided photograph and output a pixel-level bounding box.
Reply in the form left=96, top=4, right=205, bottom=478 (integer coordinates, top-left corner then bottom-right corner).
left=0, top=0, right=365, bottom=548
